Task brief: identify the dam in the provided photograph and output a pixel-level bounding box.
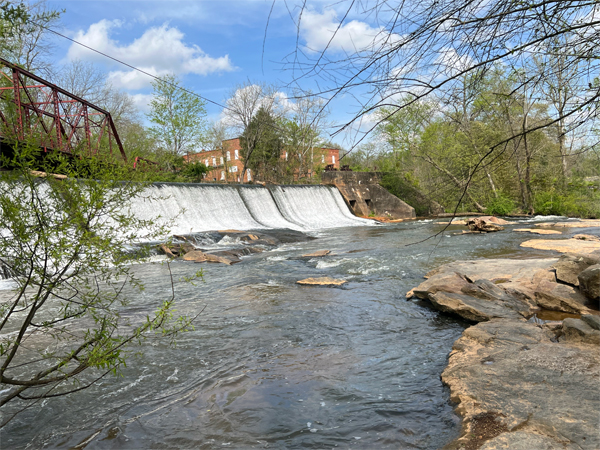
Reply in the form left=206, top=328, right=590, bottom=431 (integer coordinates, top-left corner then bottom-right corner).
left=132, top=183, right=375, bottom=235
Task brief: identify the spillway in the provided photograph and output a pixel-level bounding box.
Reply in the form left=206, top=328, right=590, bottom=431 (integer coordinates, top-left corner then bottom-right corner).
left=132, top=183, right=373, bottom=234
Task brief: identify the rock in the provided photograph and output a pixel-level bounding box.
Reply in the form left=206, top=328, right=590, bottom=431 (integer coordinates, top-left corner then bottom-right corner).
left=182, top=250, right=207, bottom=262
left=480, top=431, right=577, bottom=450
left=467, top=217, right=504, bottom=232
left=552, top=254, right=597, bottom=286
left=442, top=319, right=600, bottom=450
left=578, top=265, right=600, bottom=300
left=205, top=251, right=241, bottom=265
left=412, top=258, right=595, bottom=318
left=573, top=234, right=600, bottom=241
left=159, top=243, right=177, bottom=259
left=297, top=277, right=346, bottom=286
left=513, top=228, right=562, bottom=235
left=581, top=314, right=600, bottom=330
left=428, top=291, right=524, bottom=322
left=520, top=237, right=600, bottom=256
left=535, top=220, right=600, bottom=228
left=534, top=280, right=592, bottom=314
left=478, top=216, right=513, bottom=225
left=562, top=318, right=600, bottom=345
left=302, top=250, right=331, bottom=257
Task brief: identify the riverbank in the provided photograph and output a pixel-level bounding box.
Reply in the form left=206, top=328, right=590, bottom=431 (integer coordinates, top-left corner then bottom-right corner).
left=407, top=220, right=599, bottom=449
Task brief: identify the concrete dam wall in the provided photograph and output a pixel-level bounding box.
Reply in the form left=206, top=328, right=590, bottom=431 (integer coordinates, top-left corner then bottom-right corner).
left=131, top=183, right=375, bottom=234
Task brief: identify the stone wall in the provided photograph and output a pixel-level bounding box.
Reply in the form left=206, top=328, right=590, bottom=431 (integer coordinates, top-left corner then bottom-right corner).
left=322, top=171, right=416, bottom=219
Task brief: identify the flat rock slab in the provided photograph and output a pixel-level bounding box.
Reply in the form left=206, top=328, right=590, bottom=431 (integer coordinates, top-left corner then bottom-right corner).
left=409, top=258, right=594, bottom=320
left=521, top=238, right=600, bottom=255
left=442, top=319, right=600, bottom=450
left=513, top=228, right=561, bottom=235
left=535, top=220, right=600, bottom=228
left=297, top=277, right=346, bottom=286
left=301, top=250, right=331, bottom=257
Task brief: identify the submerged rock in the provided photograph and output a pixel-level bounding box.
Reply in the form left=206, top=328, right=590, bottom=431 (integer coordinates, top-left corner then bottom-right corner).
left=442, top=319, right=599, bottom=450
left=513, top=228, right=561, bottom=235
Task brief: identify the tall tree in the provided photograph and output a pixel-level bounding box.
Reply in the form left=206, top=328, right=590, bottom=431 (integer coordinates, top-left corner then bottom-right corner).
left=240, top=107, right=283, bottom=183
left=222, top=82, right=280, bottom=180
left=147, top=74, right=207, bottom=158
left=0, top=0, right=62, bottom=76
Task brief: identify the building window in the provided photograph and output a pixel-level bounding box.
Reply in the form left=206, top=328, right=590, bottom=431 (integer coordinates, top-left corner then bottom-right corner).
left=219, top=156, right=223, bottom=165
left=332, top=155, right=335, bottom=164
left=234, top=149, right=239, bottom=160
left=205, top=159, right=209, bottom=166
left=321, top=155, right=325, bottom=163
left=226, top=151, right=231, bottom=161
left=212, top=157, right=216, bottom=166
left=228, top=166, right=238, bottom=173
left=246, top=169, right=251, bottom=181
left=220, top=171, right=225, bottom=180
left=285, top=152, right=288, bottom=161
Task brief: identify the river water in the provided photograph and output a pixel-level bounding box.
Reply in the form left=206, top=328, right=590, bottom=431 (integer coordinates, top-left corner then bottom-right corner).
left=2, top=218, right=566, bottom=449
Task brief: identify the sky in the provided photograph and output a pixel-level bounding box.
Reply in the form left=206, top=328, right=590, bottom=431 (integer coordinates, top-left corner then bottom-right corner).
left=43, top=0, right=386, bottom=146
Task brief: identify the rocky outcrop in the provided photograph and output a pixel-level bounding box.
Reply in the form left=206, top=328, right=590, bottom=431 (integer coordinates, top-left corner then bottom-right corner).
left=552, top=254, right=597, bottom=286
left=520, top=237, right=600, bottom=255
left=578, top=265, right=600, bottom=300
left=535, top=220, right=600, bottom=228
left=321, top=172, right=416, bottom=219
left=442, top=319, right=599, bottom=450
left=408, top=258, right=595, bottom=321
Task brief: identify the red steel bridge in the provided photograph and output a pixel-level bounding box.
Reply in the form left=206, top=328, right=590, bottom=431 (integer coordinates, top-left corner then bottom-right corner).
left=0, top=57, right=127, bottom=163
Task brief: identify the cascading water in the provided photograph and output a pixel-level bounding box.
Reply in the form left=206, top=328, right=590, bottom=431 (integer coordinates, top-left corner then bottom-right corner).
left=132, top=183, right=374, bottom=234
left=269, top=185, right=374, bottom=229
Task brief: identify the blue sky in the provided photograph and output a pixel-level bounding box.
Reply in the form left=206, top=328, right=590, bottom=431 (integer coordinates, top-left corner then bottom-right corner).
left=44, top=0, right=387, bottom=146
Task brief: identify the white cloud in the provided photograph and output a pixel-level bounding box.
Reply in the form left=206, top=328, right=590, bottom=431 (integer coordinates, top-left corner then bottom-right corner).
left=130, top=93, right=154, bottom=113
left=300, top=9, right=400, bottom=53
left=67, top=20, right=234, bottom=90
left=435, top=47, right=474, bottom=76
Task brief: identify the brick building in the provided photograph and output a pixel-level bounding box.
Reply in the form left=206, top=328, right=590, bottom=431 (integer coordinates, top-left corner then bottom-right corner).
left=183, top=137, right=340, bottom=183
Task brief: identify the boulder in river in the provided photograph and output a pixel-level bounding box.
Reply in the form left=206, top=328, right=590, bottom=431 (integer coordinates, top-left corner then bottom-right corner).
left=302, top=250, right=331, bottom=257
left=467, top=217, right=504, bottom=232
left=182, top=250, right=208, bottom=262
left=578, top=264, right=600, bottom=300
left=442, top=319, right=599, bottom=450
left=297, top=277, right=346, bottom=286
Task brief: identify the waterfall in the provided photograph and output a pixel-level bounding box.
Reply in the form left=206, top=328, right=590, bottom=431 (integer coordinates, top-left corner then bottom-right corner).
left=268, top=185, right=374, bottom=229
left=131, top=183, right=373, bottom=234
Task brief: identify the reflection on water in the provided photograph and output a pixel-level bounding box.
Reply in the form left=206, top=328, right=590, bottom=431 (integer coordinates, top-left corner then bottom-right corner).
left=1, top=219, right=553, bottom=449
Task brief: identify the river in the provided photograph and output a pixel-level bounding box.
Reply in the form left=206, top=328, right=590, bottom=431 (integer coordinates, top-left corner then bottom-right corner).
left=2, top=216, right=565, bottom=449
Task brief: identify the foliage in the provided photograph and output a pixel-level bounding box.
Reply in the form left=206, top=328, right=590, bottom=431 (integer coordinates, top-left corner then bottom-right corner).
left=0, top=143, right=197, bottom=424
left=147, top=74, right=208, bottom=158
left=484, top=193, right=516, bottom=216
left=240, top=107, right=283, bottom=183
left=181, top=161, right=210, bottom=183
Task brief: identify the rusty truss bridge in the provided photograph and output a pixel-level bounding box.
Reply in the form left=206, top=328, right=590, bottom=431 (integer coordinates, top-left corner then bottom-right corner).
left=0, top=57, right=127, bottom=165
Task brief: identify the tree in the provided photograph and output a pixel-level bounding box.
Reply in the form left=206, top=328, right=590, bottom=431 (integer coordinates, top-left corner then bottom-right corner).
left=240, top=107, right=283, bottom=183
left=0, top=145, right=198, bottom=425
left=222, top=82, right=280, bottom=180
left=284, top=1, right=599, bottom=212
left=0, top=0, right=62, bottom=76
left=147, top=74, right=208, bottom=158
